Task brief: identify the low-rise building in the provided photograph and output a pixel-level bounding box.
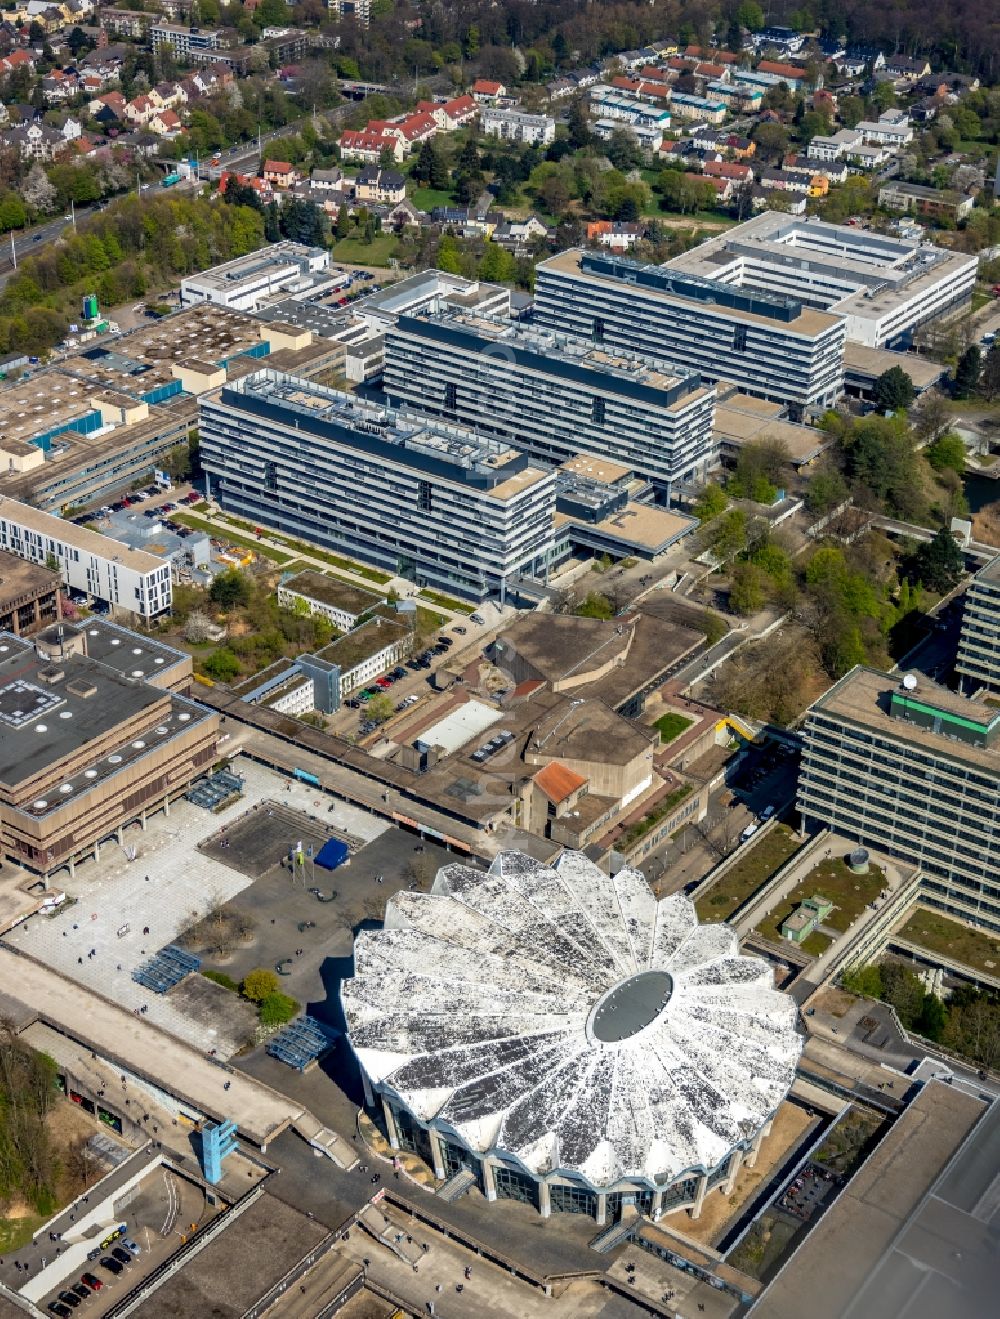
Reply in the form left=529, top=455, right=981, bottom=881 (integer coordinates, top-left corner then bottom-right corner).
left=180, top=241, right=330, bottom=311
left=276, top=570, right=383, bottom=632
left=877, top=180, right=975, bottom=223
left=479, top=107, right=555, bottom=145
left=354, top=166, right=406, bottom=204
left=0, top=498, right=172, bottom=620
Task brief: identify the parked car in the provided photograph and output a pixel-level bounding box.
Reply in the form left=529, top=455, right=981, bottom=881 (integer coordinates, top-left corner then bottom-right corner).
left=111, top=1247, right=132, bottom=1266
left=81, top=1274, right=102, bottom=1291
left=760, top=804, right=776, bottom=821
left=70, top=1284, right=92, bottom=1301
left=101, top=1258, right=123, bottom=1276
left=740, top=823, right=759, bottom=843
left=470, top=613, right=485, bottom=625
left=56, top=1294, right=81, bottom=1311
left=48, top=1305, right=72, bottom=1318
left=123, top=1240, right=141, bottom=1257
left=453, top=625, right=467, bottom=635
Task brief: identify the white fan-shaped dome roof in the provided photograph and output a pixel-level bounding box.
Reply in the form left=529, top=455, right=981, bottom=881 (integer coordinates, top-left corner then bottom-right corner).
left=342, top=849, right=802, bottom=1188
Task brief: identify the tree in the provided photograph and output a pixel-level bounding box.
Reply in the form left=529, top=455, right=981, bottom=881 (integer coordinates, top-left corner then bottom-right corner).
left=752, top=122, right=790, bottom=164
left=709, top=509, right=748, bottom=561
left=20, top=163, right=57, bottom=213
left=335, top=202, right=349, bottom=240
left=436, top=233, right=462, bottom=274
left=981, top=344, right=1000, bottom=402
left=953, top=345, right=981, bottom=399
left=735, top=1, right=765, bottom=29
left=201, top=648, right=240, bottom=681
left=567, top=96, right=591, bottom=149
left=873, top=366, right=915, bottom=412
left=911, top=527, right=964, bottom=593
left=694, top=482, right=727, bottom=521
left=925, top=432, right=967, bottom=474
left=728, top=439, right=789, bottom=503
left=729, top=562, right=767, bottom=615
left=367, top=693, right=394, bottom=724
left=479, top=240, right=516, bottom=284
left=210, top=569, right=251, bottom=608
left=804, top=469, right=848, bottom=514
left=241, top=968, right=280, bottom=1002
left=916, top=992, right=947, bottom=1042
left=574, top=591, right=614, bottom=619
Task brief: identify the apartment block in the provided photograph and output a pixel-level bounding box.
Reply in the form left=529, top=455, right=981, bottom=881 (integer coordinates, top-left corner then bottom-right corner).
left=956, top=555, right=1000, bottom=695
left=199, top=370, right=555, bottom=603
left=383, top=309, right=717, bottom=500
left=798, top=668, right=1000, bottom=933
left=479, top=108, right=555, bottom=144
left=150, top=23, right=220, bottom=60
left=533, top=248, right=844, bottom=417
left=667, top=212, right=977, bottom=350
left=0, top=498, right=172, bottom=620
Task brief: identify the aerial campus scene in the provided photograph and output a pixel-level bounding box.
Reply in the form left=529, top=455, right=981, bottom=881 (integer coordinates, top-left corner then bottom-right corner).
left=0, top=3, right=998, bottom=1318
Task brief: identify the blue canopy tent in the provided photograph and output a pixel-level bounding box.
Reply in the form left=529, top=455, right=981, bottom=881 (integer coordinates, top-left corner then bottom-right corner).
left=315, top=837, right=350, bottom=871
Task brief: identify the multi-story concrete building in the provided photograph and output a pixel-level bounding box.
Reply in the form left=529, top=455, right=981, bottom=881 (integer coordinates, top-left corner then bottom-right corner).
left=798, top=668, right=1000, bottom=933
left=0, top=622, right=217, bottom=878
left=956, top=555, right=1000, bottom=695
left=666, top=212, right=977, bottom=349
left=180, top=242, right=331, bottom=311
left=199, top=369, right=555, bottom=602
left=533, top=248, right=844, bottom=416
left=878, top=181, right=975, bottom=224
left=383, top=309, right=717, bottom=501
left=150, top=23, right=220, bottom=60
left=0, top=498, right=172, bottom=620
left=479, top=108, right=555, bottom=145
left=0, top=551, right=60, bottom=637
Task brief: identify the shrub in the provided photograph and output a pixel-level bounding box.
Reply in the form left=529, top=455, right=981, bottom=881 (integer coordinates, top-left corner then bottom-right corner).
left=201, top=970, right=239, bottom=992
left=258, top=992, right=299, bottom=1027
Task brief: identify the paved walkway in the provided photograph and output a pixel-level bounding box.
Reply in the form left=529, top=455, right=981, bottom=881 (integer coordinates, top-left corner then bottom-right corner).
left=2, top=757, right=384, bottom=1057
left=0, top=950, right=303, bottom=1147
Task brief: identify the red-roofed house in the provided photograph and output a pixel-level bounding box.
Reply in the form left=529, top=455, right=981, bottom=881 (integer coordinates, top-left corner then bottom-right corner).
left=639, top=65, right=671, bottom=83
left=263, top=159, right=298, bottom=187
left=686, top=172, right=732, bottom=202
left=338, top=129, right=405, bottom=165
left=636, top=81, right=672, bottom=103
left=694, top=62, right=727, bottom=80
left=757, top=60, right=806, bottom=88
left=683, top=46, right=739, bottom=64
left=533, top=761, right=588, bottom=809
left=396, top=112, right=438, bottom=146
left=218, top=170, right=272, bottom=201
left=0, top=49, right=34, bottom=75
left=125, top=95, right=154, bottom=125
left=440, top=94, right=477, bottom=127
left=149, top=108, right=182, bottom=137
left=703, top=160, right=753, bottom=183
left=470, top=78, right=506, bottom=104
left=586, top=220, right=645, bottom=251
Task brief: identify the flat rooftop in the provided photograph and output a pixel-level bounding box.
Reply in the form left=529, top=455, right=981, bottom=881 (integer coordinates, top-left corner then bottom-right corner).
left=562, top=499, right=698, bottom=551
left=68, top=618, right=189, bottom=685
left=842, top=342, right=946, bottom=390
left=811, top=666, right=1000, bottom=774
left=538, top=247, right=840, bottom=337
left=0, top=371, right=99, bottom=446
left=560, top=454, right=633, bottom=486
left=224, top=369, right=546, bottom=493
left=181, top=241, right=326, bottom=294
left=754, top=1083, right=993, bottom=1319
left=315, top=614, right=410, bottom=672
left=667, top=212, right=978, bottom=320
left=355, top=269, right=508, bottom=322
left=280, top=569, right=383, bottom=616
left=713, top=399, right=832, bottom=464
left=0, top=496, right=163, bottom=574
left=107, top=303, right=266, bottom=366
left=397, top=305, right=704, bottom=406
left=0, top=550, right=58, bottom=601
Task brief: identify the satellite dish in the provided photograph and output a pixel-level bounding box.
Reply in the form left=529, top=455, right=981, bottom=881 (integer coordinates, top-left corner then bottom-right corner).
left=902, top=674, right=918, bottom=691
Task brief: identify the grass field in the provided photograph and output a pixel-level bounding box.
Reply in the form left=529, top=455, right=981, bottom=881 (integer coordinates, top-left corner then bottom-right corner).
left=756, top=857, right=885, bottom=944
left=172, top=514, right=294, bottom=565
left=410, top=186, right=455, bottom=212
left=330, top=234, right=400, bottom=266
left=696, top=824, right=801, bottom=924
left=653, top=711, right=694, bottom=743
left=419, top=589, right=476, bottom=615
left=898, top=907, right=1000, bottom=976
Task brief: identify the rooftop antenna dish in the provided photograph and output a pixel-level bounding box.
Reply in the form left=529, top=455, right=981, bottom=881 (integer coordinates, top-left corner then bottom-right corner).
left=902, top=673, right=918, bottom=691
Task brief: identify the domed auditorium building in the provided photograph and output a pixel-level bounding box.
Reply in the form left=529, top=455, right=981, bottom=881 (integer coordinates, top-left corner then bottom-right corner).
left=342, top=849, right=802, bottom=1224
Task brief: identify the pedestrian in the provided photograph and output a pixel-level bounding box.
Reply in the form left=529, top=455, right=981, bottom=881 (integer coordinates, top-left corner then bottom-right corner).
left=224, top=1081, right=231, bottom=1091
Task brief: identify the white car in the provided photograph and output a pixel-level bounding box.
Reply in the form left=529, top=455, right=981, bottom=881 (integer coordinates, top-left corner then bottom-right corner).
left=740, top=823, right=759, bottom=843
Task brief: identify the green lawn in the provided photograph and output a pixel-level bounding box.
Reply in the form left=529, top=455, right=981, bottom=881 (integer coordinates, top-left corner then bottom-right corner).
left=410, top=186, right=455, bottom=212
left=419, top=589, right=476, bottom=615
left=216, top=516, right=393, bottom=585
left=653, top=711, right=694, bottom=744
left=172, top=514, right=294, bottom=565
left=330, top=234, right=400, bottom=266
left=801, top=930, right=834, bottom=958
left=0, top=1212, right=45, bottom=1254
left=756, top=857, right=885, bottom=944
left=899, top=907, right=1000, bottom=977
left=696, top=824, right=801, bottom=924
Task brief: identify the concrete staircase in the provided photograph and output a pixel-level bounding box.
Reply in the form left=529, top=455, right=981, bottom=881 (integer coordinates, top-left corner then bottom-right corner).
left=436, top=1167, right=476, bottom=1203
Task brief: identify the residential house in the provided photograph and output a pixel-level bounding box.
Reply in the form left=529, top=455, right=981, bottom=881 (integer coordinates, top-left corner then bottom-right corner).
left=756, top=59, right=806, bottom=89
left=416, top=95, right=476, bottom=131
left=878, top=180, right=975, bottom=222
left=586, top=219, right=645, bottom=251
left=812, top=88, right=837, bottom=116
left=385, top=197, right=424, bottom=230
left=838, top=45, right=886, bottom=76
left=125, top=95, right=155, bottom=127
left=480, top=108, right=555, bottom=146
left=338, top=130, right=405, bottom=165
left=355, top=166, right=405, bottom=204
left=263, top=159, right=297, bottom=188
left=4, top=122, right=65, bottom=161
left=492, top=214, right=548, bottom=253
left=757, top=167, right=810, bottom=194
left=884, top=55, right=931, bottom=81
left=308, top=167, right=344, bottom=193
left=40, top=68, right=78, bottom=103
left=0, top=49, right=34, bottom=76
left=751, top=184, right=807, bottom=213
left=856, top=110, right=913, bottom=148
left=149, top=108, right=181, bottom=137
left=547, top=78, right=576, bottom=101
left=703, top=159, right=753, bottom=184
left=470, top=78, right=506, bottom=104
left=807, top=128, right=863, bottom=161
left=59, top=116, right=83, bottom=141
